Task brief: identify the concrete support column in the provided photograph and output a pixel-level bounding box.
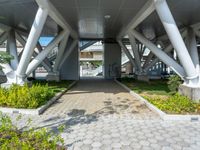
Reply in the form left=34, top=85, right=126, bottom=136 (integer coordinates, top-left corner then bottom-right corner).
left=58, top=39, right=78, bottom=70
left=16, top=7, right=48, bottom=82
left=104, top=42, right=121, bottom=79
left=53, top=32, right=69, bottom=72
left=7, top=29, right=18, bottom=70
left=59, top=41, right=79, bottom=81
left=128, top=32, right=142, bottom=73
left=186, top=27, right=200, bottom=73
left=154, top=0, right=198, bottom=85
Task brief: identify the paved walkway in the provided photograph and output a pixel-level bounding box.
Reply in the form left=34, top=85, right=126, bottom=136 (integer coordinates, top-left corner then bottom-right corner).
left=8, top=79, right=200, bottom=150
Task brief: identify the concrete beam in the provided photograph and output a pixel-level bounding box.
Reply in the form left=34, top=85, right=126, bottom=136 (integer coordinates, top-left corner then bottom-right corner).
left=36, top=0, right=77, bottom=39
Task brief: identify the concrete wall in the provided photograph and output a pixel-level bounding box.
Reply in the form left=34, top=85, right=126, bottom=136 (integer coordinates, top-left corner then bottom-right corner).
left=104, top=43, right=121, bottom=79
left=60, top=45, right=79, bottom=80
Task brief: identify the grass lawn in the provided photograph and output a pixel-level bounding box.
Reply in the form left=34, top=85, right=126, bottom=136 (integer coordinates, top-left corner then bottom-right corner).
left=33, top=80, right=74, bottom=94
left=121, top=78, right=200, bottom=114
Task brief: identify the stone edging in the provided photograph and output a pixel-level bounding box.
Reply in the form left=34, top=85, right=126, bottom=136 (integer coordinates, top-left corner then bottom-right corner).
left=115, top=79, right=200, bottom=121
left=0, top=81, right=77, bottom=115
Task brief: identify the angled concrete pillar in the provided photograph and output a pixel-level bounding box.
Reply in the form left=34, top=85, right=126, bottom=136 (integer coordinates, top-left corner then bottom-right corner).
left=26, top=30, right=67, bottom=76
left=128, top=32, right=142, bottom=73
left=0, top=32, right=8, bottom=44
left=16, top=7, right=48, bottom=82
left=154, top=0, right=198, bottom=85
left=186, top=27, right=200, bottom=73
left=7, top=29, right=18, bottom=70
left=118, top=40, right=136, bottom=67
left=15, top=32, right=52, bottom=72
left=143, top=44, right=173, bottom=72
left=132, top=29, right=186, bottom=78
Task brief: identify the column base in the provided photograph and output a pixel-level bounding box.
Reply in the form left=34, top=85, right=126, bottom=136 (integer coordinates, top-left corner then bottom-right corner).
left=179, top=84, right=200, bottom=103
left=46, top=73, right=60, bottom=82
left=136, top=74, right=149, bottom=82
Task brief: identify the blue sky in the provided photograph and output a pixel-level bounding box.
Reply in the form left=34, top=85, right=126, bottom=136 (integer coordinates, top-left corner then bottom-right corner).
left=39, top=37, right=54, bottom=46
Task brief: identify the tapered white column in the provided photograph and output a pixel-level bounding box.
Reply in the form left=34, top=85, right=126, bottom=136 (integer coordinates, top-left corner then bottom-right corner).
left=26, top=30, right=67, bottom=76
left=154, top=0, right=197, bottom=81
left=7, top=29, right=18, bottom=70
left=132, top=29, right=185, bottom=78
left=118, top=40, right=136, bottom=67
left=53, top=32, right=69, bottom=72
left=16, top=7, right=48, bottom=79
left=128, top=32, right=142, bottom=73
left=187, top=27, right=200, bottom=73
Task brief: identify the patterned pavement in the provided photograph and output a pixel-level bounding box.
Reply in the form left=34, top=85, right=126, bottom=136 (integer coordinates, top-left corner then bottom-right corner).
left=8, top=79, right=200, bottom=150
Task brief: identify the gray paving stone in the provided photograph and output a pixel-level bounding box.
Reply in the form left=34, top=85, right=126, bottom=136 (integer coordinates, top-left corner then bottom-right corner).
left=6, top=80, right=200, bottom=150
left=91, top=142, right=102, bottom=148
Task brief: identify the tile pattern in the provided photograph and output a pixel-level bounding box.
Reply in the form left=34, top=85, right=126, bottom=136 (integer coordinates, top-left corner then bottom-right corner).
left=7, top=79, right=200, bottom=150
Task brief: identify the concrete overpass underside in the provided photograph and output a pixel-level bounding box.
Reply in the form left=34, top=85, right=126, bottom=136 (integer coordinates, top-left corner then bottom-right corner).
left=0, top=0, right=200, bottom=100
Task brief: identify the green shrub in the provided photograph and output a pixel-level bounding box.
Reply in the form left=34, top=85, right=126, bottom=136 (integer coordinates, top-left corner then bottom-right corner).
left=0, top=112, right=65, bottom=150
left=167, top=75, right=182, bottom=93
left=146, top=93, right=199, bottom=114
left=0, top=52, right=14, bottom=64
left=0, top=83, right=55, bottom=109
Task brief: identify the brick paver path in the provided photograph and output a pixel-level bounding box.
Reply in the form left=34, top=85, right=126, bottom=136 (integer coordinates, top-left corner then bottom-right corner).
left=8, top=79, right=200, bottom=150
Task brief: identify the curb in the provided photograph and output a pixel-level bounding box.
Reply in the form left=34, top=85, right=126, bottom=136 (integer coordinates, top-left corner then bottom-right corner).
left=0, top=81, right=77, bottom=115
left=115, top=79, right=200, bottom=121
